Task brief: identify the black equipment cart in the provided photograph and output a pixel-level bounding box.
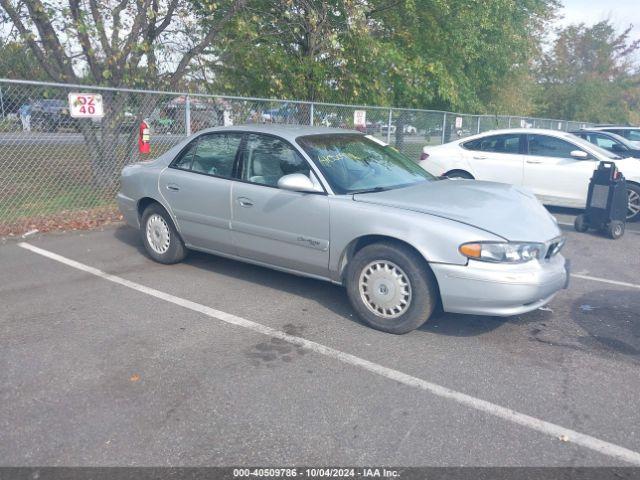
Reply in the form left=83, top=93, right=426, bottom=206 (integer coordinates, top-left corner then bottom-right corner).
left=574, top=161, right=627, bottom=239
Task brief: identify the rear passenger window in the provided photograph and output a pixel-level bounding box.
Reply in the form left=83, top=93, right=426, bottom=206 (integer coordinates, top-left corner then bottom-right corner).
left=463, top=134, right=520, bottom=154
left=173, top=141, right=198, bottom=170
left=191, top=134, right=242, bottom=177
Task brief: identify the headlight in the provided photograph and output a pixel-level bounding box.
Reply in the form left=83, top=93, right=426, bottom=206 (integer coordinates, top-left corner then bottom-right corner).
left=459, top=242, right=545, bottom=264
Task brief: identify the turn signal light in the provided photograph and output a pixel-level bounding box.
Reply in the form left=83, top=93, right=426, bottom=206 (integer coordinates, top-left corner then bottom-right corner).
left=459, top=243, right=481, bottom=258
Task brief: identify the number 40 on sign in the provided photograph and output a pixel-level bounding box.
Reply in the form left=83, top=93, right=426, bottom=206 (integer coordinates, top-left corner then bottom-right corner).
left=68, top=93, right=104, bottom=118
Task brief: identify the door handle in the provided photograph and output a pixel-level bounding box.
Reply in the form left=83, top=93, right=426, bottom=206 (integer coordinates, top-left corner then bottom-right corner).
left=526, top=160, right=542, bottom=164
left=237, top=197, right=254, bottom=207
left=472, top=155, right=487, bottom=160
left=166, top=184, right=180, bottom=191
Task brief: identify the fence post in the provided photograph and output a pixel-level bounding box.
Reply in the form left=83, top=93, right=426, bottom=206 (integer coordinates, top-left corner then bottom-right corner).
left=0, top=84, right=5, bottom=120
left=386, top=108, right=393, bottom=143
left=185, top=95, right=191, bottom=136
left=508, top=117, right=512, bottom=128
left=441, top=112, right=447, bottom=144
left=476, top=115, right=481, bottom=134
left=309, top=103, right=314, bottom=126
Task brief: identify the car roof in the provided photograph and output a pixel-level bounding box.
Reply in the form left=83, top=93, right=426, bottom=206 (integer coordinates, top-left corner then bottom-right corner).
left=451, top=128, right=576, bottom=144
left=571, top=129, right=620, bottom=135
left=196, top=124, right=361, bottom=142
left=570, top=129, right=633, bottom=142
left=590, top=126, right=640, bottom=131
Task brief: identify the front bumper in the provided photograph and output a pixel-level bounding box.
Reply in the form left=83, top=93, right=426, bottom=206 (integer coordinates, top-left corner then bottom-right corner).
left=431, top=254, right=569, bottom=317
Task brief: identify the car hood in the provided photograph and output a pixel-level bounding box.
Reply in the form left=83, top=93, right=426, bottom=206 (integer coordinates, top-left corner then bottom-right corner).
left=352, top=180, right=561, bottom=242
left=615, top=157, right=640, bottom=176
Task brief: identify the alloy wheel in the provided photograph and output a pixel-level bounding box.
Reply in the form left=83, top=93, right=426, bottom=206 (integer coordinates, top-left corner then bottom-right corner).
left=628, top=189, right=640, bottom=220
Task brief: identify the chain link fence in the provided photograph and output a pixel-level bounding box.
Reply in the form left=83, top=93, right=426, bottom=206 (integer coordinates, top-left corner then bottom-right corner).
left=0, top=78, right=592, bottom=235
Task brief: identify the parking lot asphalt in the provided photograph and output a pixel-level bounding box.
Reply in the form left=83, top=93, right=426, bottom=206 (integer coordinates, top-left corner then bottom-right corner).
left=1, top=210, right=639, bottom=466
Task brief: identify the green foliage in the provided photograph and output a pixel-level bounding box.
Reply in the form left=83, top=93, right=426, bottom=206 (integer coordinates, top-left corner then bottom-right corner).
left=207, top=0, right=558, bottom=112
left=0, top=40, right=48, bottom=80
left=535, top=21, right=640, bottom=123
left=6, top=0, right=640, bottom=125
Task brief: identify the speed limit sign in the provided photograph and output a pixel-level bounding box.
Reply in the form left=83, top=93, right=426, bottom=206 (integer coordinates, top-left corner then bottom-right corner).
left=68, top=93, right=104, bottom=118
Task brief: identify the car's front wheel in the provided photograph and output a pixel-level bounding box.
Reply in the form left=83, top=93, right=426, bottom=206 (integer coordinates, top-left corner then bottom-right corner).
left=141, top=204, right=187, bottom=264
left=346, top=242, right=437, bottom=334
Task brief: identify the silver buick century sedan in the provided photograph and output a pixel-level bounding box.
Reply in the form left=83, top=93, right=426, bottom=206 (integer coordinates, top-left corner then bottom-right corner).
left=118, top=125, right=569, bottom=334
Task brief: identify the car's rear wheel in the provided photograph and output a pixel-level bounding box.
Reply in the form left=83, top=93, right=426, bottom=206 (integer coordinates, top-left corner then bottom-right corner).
left=626, top=184, right=640, bottom=221
left=141, top=204, right=187, bottom=264
left=346, top=242, right=437, bottom=334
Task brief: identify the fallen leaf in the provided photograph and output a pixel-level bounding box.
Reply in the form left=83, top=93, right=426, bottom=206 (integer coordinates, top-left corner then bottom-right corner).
left=559, top=434, right=569, bottom=442
left=130, top=374, right=140, bottom=382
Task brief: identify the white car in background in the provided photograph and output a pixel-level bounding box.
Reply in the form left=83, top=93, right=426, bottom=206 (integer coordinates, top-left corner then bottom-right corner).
left=419, top=128, right=640, bottom=221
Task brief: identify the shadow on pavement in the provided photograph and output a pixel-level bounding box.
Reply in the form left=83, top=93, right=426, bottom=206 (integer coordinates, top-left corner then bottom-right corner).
left=114, top=225, right=542, bottom=338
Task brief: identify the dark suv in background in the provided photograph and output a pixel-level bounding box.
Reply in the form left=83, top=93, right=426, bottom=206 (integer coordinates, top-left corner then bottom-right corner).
left=588, top=126, right=640, bottom=143
left=31, top=99, right=78, bottom=132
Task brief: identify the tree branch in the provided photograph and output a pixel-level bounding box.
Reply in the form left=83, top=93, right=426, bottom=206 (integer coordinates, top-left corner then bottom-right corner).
left=68, top=0, right=103, bottom=82
left=169, top=0, right=246, bottom=88
left=0, top=0, right=62, bottom=79
left=114, top=0, right=152, bottom=75
left=155, top=0, right=179, bottom=35
left=88, top=0, right=113, bottom=57
left=23, top=0, right=76, bottom=80
left=110, top=0, right=130, bottom=50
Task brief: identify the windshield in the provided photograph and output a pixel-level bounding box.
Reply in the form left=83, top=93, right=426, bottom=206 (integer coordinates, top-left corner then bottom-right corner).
left=297, top=134, right=434, bottom=194
left=565, top=134, right=622, bottom=159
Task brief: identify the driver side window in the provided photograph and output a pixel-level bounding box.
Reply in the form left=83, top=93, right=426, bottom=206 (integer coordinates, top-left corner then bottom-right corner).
left=527, top=134, right=580, bottom=159
left=592, top=134, right=621, bottom=152
left=241, top=134, right=310, bottom=187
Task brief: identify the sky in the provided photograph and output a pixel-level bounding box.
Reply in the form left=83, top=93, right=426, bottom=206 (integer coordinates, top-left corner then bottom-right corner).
left=557, top=0, right=640, bottom=37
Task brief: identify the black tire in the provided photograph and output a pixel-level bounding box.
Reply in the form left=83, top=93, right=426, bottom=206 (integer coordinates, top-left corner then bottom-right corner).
left=574, top=214, right=589, bottom=233
left=140, top=203, right=187, bottom=264
left=626, top=184, right=640, bottom=222
left=607, top=220, right=625, bottom=240
left=345, top=242, right=437, bottom=334
left=445, top=170, right=474, bottom=180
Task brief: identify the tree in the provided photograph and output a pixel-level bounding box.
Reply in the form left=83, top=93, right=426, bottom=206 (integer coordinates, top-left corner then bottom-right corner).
left=363, top=0, right=557, bottom=146
left=202, top=0, right=557, bottom=148
left=0, top=0, right=245, bottom=186
left=0, top=40, right=48, bottom=81
left=536, top=21, right=640, bottom=123
left=206, top=0, right=376, bottom=104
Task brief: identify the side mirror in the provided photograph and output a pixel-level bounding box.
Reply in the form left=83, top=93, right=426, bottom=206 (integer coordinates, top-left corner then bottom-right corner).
left=570, top=150, right=589, bottom=159
left=277, top=173, right=323, bottom=193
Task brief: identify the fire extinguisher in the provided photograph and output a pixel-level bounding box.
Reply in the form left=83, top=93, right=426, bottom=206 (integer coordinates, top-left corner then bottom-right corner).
left=138, top=119, right=150, bottom=154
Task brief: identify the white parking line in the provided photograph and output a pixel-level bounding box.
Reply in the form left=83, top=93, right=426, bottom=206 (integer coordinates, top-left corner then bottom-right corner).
left=571, top=273, right=640, bottom=290
left=17, top=241, right=640, bottom=466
